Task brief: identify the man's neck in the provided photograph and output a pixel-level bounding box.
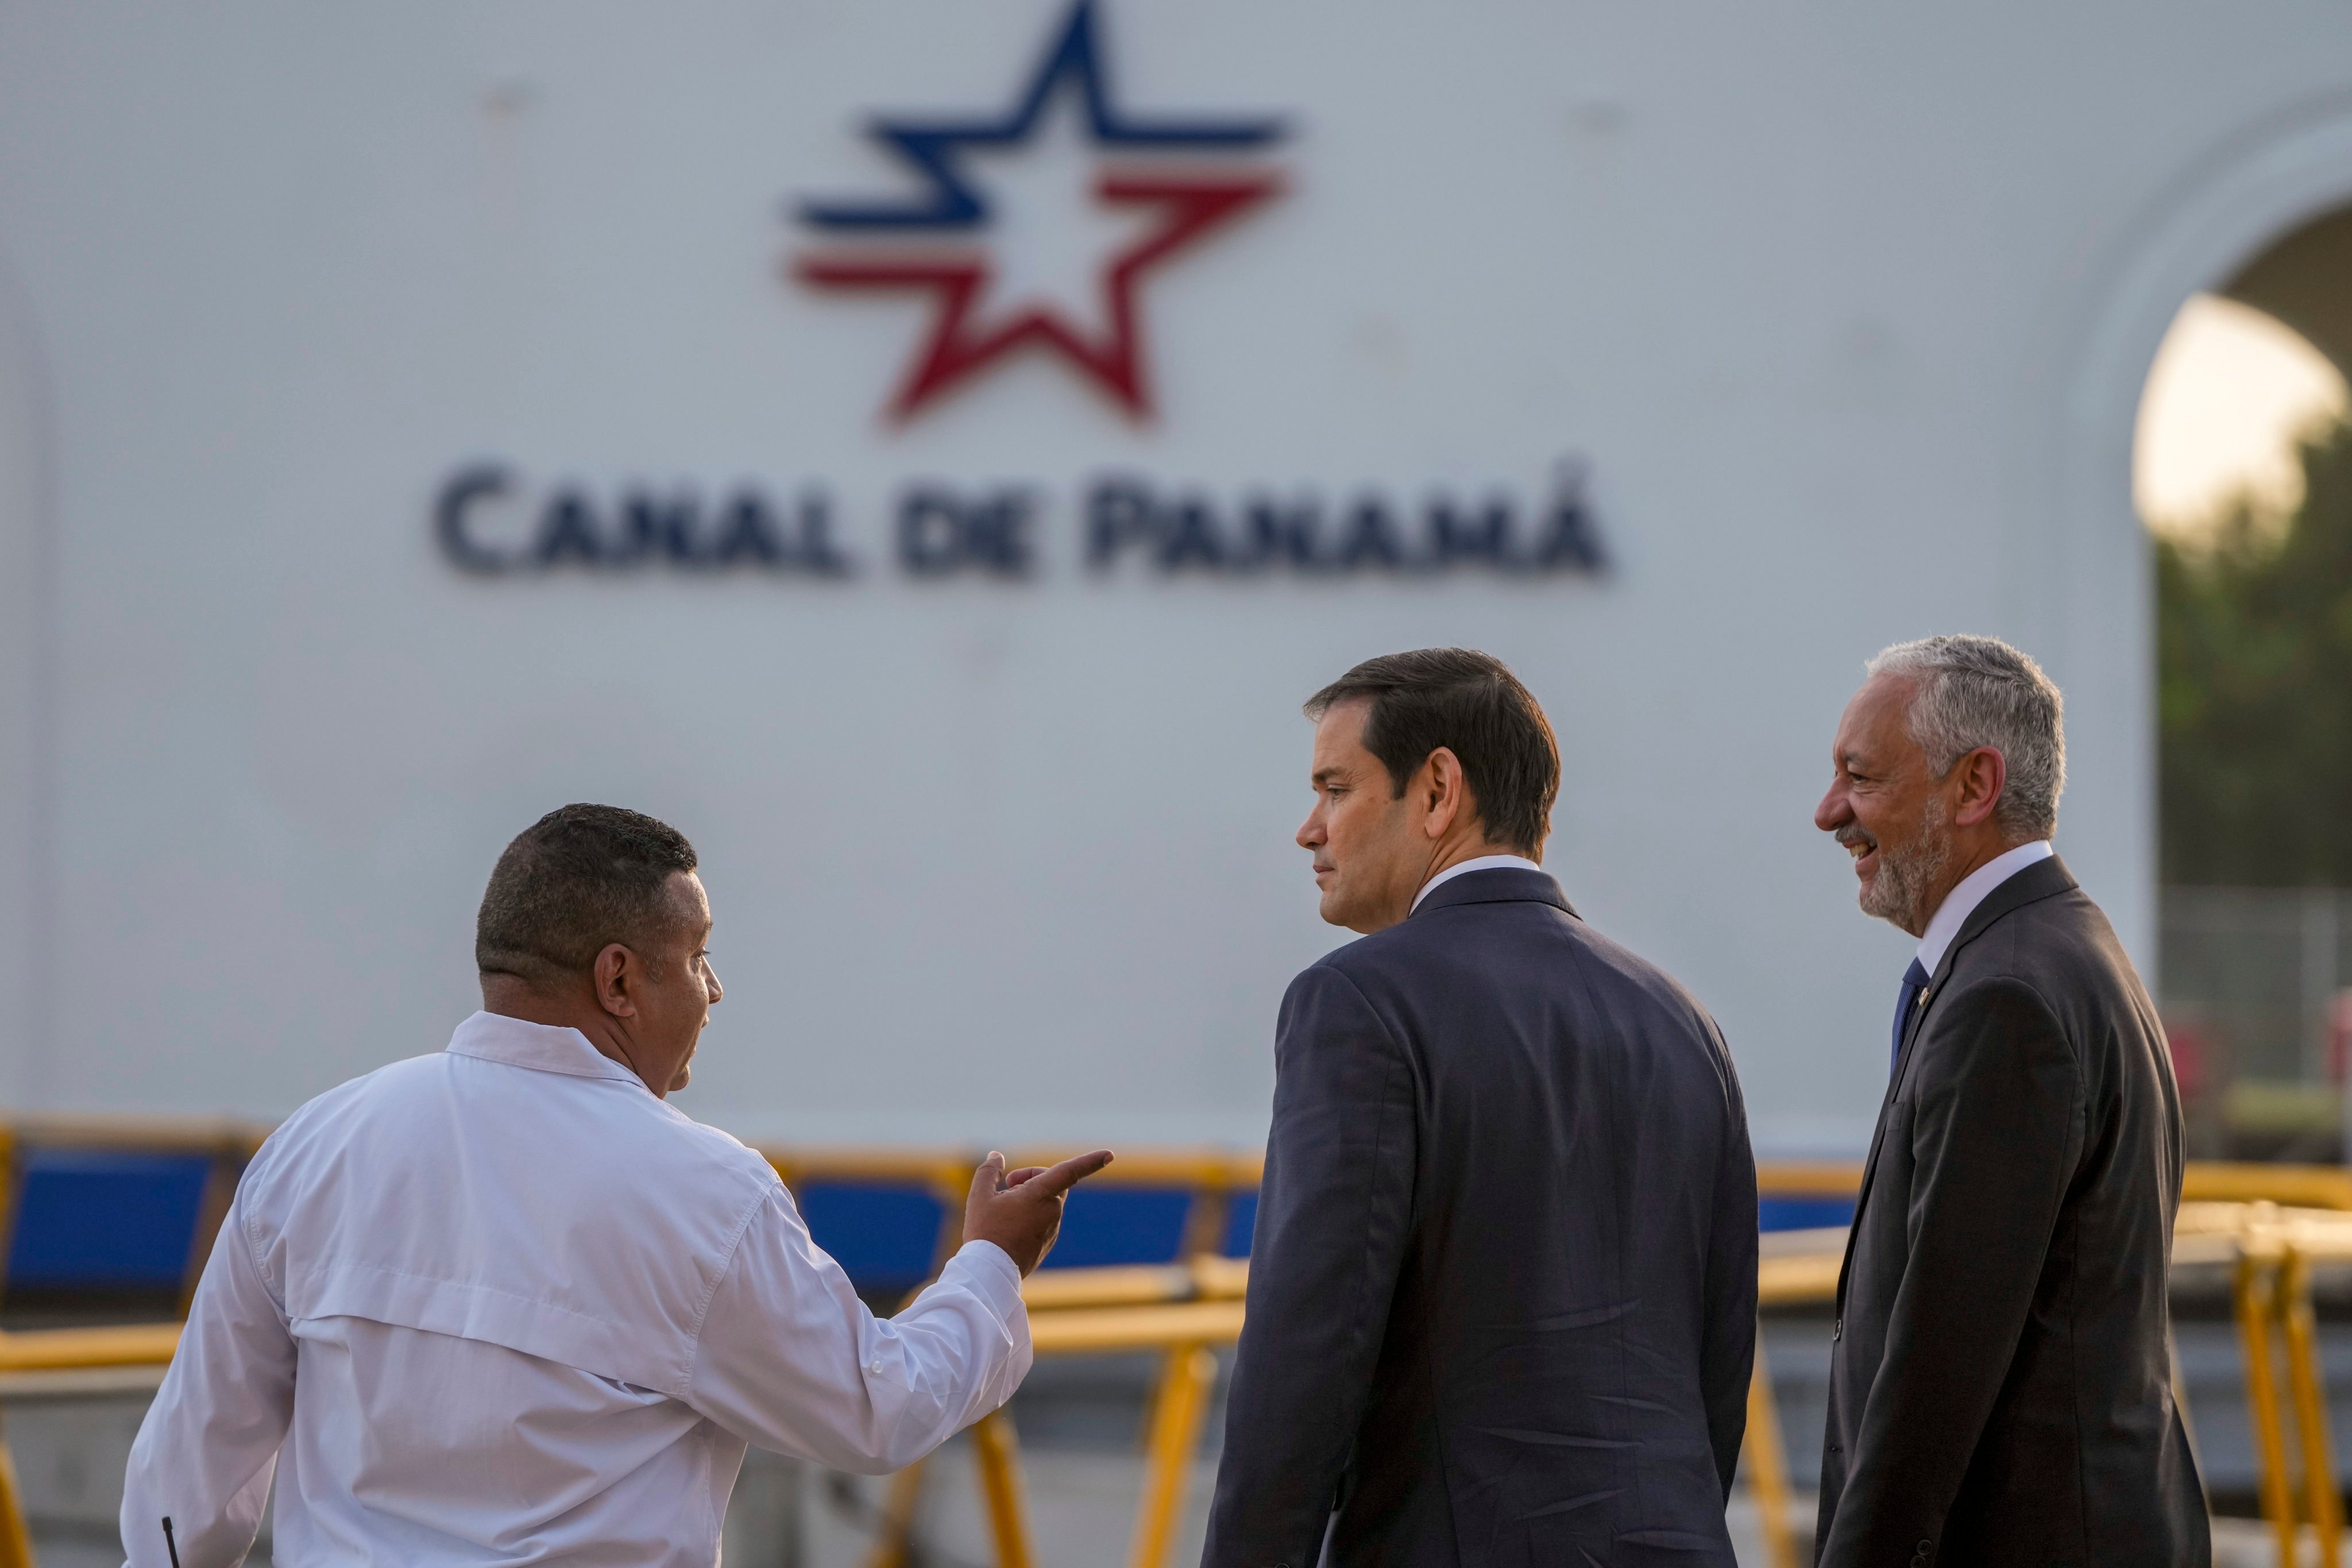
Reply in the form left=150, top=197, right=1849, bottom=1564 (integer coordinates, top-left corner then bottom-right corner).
left=1398, top=839, right=1538, bottom=919
left=1422, top=836, right=1534, bottom=886
left=1911, top=833, right=2036, bottom=939
left=479, top=978, right=660, bottom=1093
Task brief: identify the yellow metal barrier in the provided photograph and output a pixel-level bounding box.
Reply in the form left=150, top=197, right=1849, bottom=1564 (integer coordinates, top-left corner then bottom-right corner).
left=2186, top=1163, right=2352, bottom=1212
left=2281, top=1245, right=2345, bottom=1566
left=2217, top=1204, right=2352, bottom=1568
left=1029, top=1299, right=1246, bottom=1355
left=1131, top=1345, right=1219, bottom=1568
left=2179, top=1177, right=2352, bottom=1567
left=0, top=1324, right=180, bottom=1373
left=1748, top=1233, right=1848, bottom=1568
left=0, top=1322, right=184, bottom=1568
left=968, top=1411, right=1035, bottom=1568
left=944, top=1250, right=1252, bottom=1568
left=2233, top=1234, right=2300, bottom=1564
left=1755, top=1162, right=1863, bottom=1197
left=1011, top=1280, right=1249, bottom=1568
left=9, top=1129, right=2350, bottom=1568
left=0, top=1134, right=1995, bottom=1568
left=1744, top=1345, right=1797, bottom=1568
left=755, top=1149, right=1259, bottom=1568
left=1004, top=1241, right=1852, bottom=1568
left=1019, top=1264, right=1192, bottom=1312
left=1740, top=1162, right=2352, bottom=1568
left=764, top=1144, right=1258, bottom=1567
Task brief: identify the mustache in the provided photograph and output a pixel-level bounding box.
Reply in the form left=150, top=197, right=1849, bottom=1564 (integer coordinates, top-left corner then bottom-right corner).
left=1835, top=825, right=1878, bottom=852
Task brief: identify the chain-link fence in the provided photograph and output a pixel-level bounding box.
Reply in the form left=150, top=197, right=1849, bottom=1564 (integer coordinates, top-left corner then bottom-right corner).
left=2161, top=887, right=2352, bottom=1160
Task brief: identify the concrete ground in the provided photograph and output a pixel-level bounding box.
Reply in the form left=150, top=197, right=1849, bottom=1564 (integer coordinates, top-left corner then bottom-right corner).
left=2, top=1339, right=2328, bottom=1566
left=754, top=1439, right=1813, bottom=1568
left=1, top=1380, right=1817, bottom=1567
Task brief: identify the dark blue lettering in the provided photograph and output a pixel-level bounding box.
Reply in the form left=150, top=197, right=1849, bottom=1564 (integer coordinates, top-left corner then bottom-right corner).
left=898, top=490, right=964, bottom=576
left=710, top=492, right=789, bottom=567
left=440, top=470, right=859, bottom=579
left=898, top=488, right=1033, bottom=578
left=1335, top=497, right=1406, bottom=571
left=1233, top=496, right=1326, bottom=572
left=963, top=492, right=1035, bottom=578
left=535, top=492, right=603, bottom=567
left=621, top=492, right=701, bottom=565
left=1532, top=465, right=1606, bottom=573
left=1086, top=478, right=1160, bottom=571
left=797, top=491, right=854, bottom=577
left=1157, top=497, right=1226, bottom=572
left=1426, top=499, right=1527, bottom=573
left=435, top=465, right=517, bottom=574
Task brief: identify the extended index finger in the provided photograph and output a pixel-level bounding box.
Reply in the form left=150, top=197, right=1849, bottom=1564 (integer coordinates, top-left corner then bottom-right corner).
left=1025, top=1149, right=1114, bottom=1199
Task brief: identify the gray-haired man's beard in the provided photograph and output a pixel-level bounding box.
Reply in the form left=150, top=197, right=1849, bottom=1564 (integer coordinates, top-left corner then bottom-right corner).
left=1857, top=801, right=1952, bottom=933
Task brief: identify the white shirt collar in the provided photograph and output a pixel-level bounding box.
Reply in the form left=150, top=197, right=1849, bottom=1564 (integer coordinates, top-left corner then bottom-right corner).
left=445, top=1010, right=646, bottom=1086
left=1915, top=839, right=2054, bottom=976
left=1409, top=853, right=1546, bottom=913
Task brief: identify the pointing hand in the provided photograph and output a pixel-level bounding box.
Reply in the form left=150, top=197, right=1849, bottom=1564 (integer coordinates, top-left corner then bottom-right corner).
left=962, top=1149, right=1115, bottom=1275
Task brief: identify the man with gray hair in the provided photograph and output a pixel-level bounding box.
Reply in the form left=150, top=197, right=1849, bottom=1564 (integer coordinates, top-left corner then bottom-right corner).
left=1811, top=636, right=2205, bottom=1565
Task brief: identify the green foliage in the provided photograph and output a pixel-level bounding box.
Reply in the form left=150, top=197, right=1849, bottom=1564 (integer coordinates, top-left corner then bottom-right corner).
left=2158, top=420, right=2352, bottom=885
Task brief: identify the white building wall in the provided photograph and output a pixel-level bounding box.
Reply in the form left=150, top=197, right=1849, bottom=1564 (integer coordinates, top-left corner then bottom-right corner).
left=0, top=2, right=2345, bottom=1152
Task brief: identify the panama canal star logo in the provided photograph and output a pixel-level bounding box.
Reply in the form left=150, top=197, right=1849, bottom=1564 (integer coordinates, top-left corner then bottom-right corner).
left=791, top=1, right=1289, bottom=424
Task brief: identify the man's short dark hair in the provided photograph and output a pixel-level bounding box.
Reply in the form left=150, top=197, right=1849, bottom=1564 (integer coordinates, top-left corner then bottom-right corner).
left=1304, top=649, right=1559, bottom=854
left=476, top=804, right=700, bottom=984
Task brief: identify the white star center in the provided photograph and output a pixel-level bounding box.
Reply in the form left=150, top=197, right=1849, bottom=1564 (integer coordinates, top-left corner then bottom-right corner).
left=957, top=87, right=1160, bottom=341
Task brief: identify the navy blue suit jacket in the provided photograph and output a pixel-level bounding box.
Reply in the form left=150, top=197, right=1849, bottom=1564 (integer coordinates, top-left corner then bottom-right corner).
left=1204, top=868, right=1758, bottom=1568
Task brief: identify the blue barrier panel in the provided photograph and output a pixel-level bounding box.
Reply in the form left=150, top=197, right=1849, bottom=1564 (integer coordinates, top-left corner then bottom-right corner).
left=1222, top=1191, right=1258, bottom=1258
left=1039, top=1187, right=1193, bottom=1270
left=797, top=1183, right=944, bottom=1296
left=1759, top=1195, right=1855, bottom=1233
left=8, top=1148, right=213, bottom=1289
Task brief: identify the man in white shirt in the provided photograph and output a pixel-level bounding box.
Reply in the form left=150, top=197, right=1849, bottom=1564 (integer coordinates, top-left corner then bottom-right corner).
left=1811, top=636, right=2204, bottom=1566
left=121, top=803, right=1110, bottom=1567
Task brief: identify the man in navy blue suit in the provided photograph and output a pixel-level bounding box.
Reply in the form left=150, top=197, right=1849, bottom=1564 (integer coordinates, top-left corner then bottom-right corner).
left=1204, top=648, right=1758, bottom=1568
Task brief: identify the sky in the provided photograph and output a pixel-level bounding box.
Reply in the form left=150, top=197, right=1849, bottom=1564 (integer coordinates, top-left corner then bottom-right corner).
left=2134, top=292, right=2347, bottom=543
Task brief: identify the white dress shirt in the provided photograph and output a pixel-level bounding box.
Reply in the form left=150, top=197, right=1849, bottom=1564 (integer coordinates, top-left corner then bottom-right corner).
left=1409, top=853, right=1546, bottom=913
left=121, top=1012, right=1030, bottom=1568
left=1915, top=838, right=2056, bottom=976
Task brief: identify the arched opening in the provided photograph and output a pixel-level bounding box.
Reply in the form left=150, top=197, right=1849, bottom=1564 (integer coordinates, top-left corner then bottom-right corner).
left=2137, top=206, right=2352, bottom=1160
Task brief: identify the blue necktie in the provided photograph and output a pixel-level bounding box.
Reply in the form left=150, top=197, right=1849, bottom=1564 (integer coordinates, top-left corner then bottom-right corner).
left=1891, top=958, right=1929, bottom=1072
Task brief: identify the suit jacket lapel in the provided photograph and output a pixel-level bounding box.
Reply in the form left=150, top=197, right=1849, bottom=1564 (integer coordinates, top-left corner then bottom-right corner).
left=1833, top=854, right=2081, bottom=1312
left=1893, top=858, right=2076, bottom=1095
left=1838, top=1064, right=1905, bottom=1312
left=1927, top=853, right=2076, bottom=987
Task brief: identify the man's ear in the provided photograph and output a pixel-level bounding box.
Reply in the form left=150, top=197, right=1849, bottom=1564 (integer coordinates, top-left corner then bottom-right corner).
left=1951, top=746, right=2007, bottom=829
left=1421, top=747, right=1469, bottom=840
left=594, top=942, right=638, bottom=1018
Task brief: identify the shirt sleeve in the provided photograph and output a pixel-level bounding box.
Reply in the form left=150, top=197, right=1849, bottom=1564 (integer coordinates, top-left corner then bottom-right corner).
left=119, top=1190, right=298, bottom=1568
left=686, top=1185, right=1030, bottom=1474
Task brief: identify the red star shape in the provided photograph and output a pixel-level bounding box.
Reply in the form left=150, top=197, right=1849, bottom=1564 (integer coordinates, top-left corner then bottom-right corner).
left=795, top=172, right=1281, bottom=423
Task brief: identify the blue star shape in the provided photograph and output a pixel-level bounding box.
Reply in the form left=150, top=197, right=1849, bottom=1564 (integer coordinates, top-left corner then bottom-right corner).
left=798, top=0, right=1286, bottom=232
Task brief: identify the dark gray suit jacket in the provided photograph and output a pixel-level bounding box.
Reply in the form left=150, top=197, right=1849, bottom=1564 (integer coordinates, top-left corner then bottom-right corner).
left=1204, top=868, right=1758, bottom=1568
left=1817, top=855, right=2208, bottom=1567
